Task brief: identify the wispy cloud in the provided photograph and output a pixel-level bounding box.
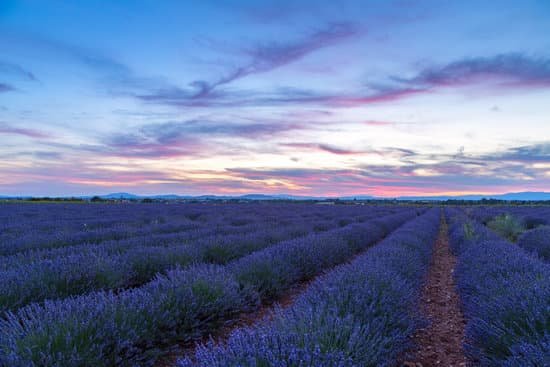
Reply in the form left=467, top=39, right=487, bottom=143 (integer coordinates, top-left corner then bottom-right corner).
left=136, top=85, right=427, bottom=108
left=0, top=31, right=170, bottom=95
left=0, top=123, right=50, bottom=138
left=282, top=142, right=375, bottom=155
left=134, top=53, right=550, bottom=109
left=27, top=29, right=542, bottom=111
left=0, top=60, right=37, bottom=81
left=483, top=142, right=550, bottom=162
left=394, top=53, right=550, bottom=89
left=188, top=22, right=360, bottom=99
left=104, top=132, right=201, bottom=159
left=0, top=150, right=62, bottom=160
left=281, top=142, right=418, bottom=157
left=0, top=82, right=14, bottom=93
left=135, top=22, right=361, bottom=106
left=102, top=118, right=303, bottom=158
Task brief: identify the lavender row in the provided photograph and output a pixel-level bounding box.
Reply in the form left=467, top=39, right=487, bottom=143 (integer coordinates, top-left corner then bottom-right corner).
left=0, top=204, right=206, bottom=245
left=0, top=210, right=354, bottom=269
left=447, top=210, right=550, bottom=366
left=516, top=226, right=550, bottom=262
left=462, top=205, right=550, bottom=261
left=0, top=216, right=358, bottom=313
left=0, top=210, right=339, bottom=268
left=0, top=207, right=395, bottom=311
left=179, top=208, right=440, bottom=367
left=0, top=203, right=384, bottom=236
left=0, top=209, right=419, bottom=366
left=0, top=221, right=260, bottom=269
left=1, top=204, right=382, bottom=255
left=468, top=206, right=550, bottom=230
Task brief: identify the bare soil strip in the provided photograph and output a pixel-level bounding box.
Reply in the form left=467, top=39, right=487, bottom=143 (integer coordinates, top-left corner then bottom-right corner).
left=404, top=216, right=468, bottom=367
left=154, top=278, right=316, bottom=367
left=154, top=275, right=317, bottom=367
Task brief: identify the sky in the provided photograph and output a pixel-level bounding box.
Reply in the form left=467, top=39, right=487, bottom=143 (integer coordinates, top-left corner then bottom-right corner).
left=0, top=0, right=549, bottom=197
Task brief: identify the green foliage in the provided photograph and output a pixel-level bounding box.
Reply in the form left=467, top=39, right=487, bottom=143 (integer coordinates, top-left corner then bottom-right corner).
left=487, top=214, right=525, bottom=242
left=463, top=221, right=477, bottom=241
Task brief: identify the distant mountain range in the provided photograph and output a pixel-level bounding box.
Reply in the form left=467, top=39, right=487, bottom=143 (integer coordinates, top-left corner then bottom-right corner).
left=394, top=192, right=550, bottom=201
left=95, top=192, right=328, bottom=201
left=2, top=191, right=550, bottom=201
left=93, top=191, right=550, bottom=201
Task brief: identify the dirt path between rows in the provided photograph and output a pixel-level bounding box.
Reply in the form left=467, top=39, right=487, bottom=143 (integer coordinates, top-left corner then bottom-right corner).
left=404, top=216, right=468, bottom=367
left=155, top=279, right=312, bottom=367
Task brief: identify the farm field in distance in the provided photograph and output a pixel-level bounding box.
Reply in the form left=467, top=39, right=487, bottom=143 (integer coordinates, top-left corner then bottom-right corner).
left=0, top=202, right=548, bottom=366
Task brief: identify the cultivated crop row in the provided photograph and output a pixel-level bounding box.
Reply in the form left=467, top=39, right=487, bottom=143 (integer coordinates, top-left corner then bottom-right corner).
left=0, top=219, right=334, bottom=312
left=468, top=205, right=550, bottom=262
left=468, top=206, right=550, bottom=228
left=0, top=204, right=389, bottom=255
left=0, top=208, right=418, bottom=366
left=447, top=209, right=549, bottom=366
left=179, top=208, right=441, bottom=366
left=0, top=211, right=353, bottom=268
left=516, top=225, right=550, bottom=261
left=0, top=207, right=403, bottom=312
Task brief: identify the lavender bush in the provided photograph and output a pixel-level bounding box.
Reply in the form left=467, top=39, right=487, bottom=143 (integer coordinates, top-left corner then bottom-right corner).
left=517, top=226, right=550, bottom=261
left=0, top=206, right=417, bottom=366
left=0, top=203, right=397, bottom=255
left=179, top=209, right=440, bottom=367
left=0, top=205, right=403, bottom=312
left=447, top=211, right=550, bottom=366
left=0, top=265, right=255, bottom=366
left=229, top=211, right=416, bottom=300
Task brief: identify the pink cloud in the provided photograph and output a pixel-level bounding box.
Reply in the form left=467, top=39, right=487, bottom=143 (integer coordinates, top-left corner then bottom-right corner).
left=364, top=120, right=394, bottom=126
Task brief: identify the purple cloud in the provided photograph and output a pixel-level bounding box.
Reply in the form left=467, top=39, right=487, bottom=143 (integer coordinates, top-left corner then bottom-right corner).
left=0, top=123, right=49, bottom=138
left=135, top=53, right=550, bottom=109
left=0, top=61, right=37, bottom=81
left=483, top=142, right=550, bottom=162
left=136, top=84, right=427, bottom=108
left=282, top=143, right=367, bottom=155
left=0, top=82, right=15, bottom=93
left=142, top=120, right=301, bottom=140
left=103, top=119, right=303, bottom=158
left=282, top=143, right=418, bottom=157
left=0, top=150, right=62, bottom=160
left=227, top=167, right=355, bottom=180
left=395, top=53, right=550, bottom=89
left=0, top=33, right=172, bottom=96
left=138, top=22, right=360, bottom=103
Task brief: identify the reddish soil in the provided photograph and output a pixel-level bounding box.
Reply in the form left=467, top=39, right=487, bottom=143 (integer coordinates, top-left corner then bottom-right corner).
left=154, top=278, right=313, bottom=367
left=403, top=217, right=468, bottom=367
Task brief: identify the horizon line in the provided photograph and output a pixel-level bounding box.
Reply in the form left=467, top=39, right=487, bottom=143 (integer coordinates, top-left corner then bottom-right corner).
left=2, top=190, right=549, bottom=200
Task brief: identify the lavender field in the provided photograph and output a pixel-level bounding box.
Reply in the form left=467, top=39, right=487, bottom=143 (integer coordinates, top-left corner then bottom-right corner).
left=2, top=0, right=549, bottom=365
left=0, top=202, right=548, bottom=366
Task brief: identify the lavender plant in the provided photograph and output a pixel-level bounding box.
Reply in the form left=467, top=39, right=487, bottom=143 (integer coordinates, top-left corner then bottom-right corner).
left=447, top=211, right=550, bottom=366
left=0, top=206, right=418, bottom=366
left=178, top=209, right=440, bottom=367
left=517, top=226, right=550, bottom=261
